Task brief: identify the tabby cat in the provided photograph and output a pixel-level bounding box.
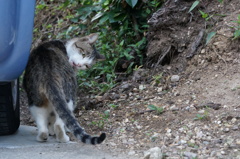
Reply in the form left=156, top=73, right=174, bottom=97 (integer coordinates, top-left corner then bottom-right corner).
left=23, top=33, right=106, bottom=144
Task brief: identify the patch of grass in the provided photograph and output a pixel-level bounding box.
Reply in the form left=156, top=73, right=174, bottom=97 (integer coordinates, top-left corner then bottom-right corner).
left=187, top=141, right=199, bottom=149
left=194, top=110, right=209, bottom=121
left=108, top=104, right=119, bottom=109
left=91, top=110, right=110, bottom=129
left=151, top=72, right=163, bottom=86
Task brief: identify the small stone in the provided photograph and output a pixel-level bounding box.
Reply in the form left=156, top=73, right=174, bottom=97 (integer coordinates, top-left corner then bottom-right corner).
left=136, top=125, right=142, bottom=129
left=170, top=105, right=179, bottom=111
left=144, top=147, right=163, bottom=159
left=236, top=139, right=240, bottom=145
left=166, top=129, right=172, bottom=133
left=109, top=142, right=117, bottom=146
left=133, top=88, right=138, bottom=92
left=120, top=94, right=127, bottom=99
left=173, top=91, right=180, bottom=96
left=128, top=150, right=136, bottom=155
left=157, top=87, right=163, bottom=92
left=210, top=151, right=217, bottom=157
left=120, top=83, right=130, bottom=90
left=198, top=110, right=205, bottom=114
left=178, top=140, right=187, bottom=145
left=231, top=118, right=237, bottom=123
left=95, top=96, right=103, bottom=101
left=183, top=152, right=197, bottom=158
left=139, top=85, right=146, bottom=90
left=221, top=151, right=226, bottom=155
left=203, top=141, right=210, bottom=145
left=196, top=131, right=204, bottom=139
left=171, top=75, right=180, bottom=82
left=201, top=49, right=205, bottom=54
left=223, top=128, right=230, bottom=133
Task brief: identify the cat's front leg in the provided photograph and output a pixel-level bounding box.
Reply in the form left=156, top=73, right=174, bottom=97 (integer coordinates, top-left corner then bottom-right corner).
left=30, top=106, right=49, bottom=142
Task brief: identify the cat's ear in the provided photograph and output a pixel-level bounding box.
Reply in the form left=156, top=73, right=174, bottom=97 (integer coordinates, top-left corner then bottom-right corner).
left=87, top=33, right=99, bottom=44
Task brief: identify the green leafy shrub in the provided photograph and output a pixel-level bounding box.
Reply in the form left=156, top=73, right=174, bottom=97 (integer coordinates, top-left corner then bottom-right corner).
left=34, top=0, right=162, bottom=93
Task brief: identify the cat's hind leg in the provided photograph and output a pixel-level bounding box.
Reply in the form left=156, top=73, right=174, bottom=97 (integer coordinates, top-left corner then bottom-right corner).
left=54, top=113, right=69, bottom=143
left=48, top=111, right=56, bottom=136
left=30, top=105, right=49, bottom=142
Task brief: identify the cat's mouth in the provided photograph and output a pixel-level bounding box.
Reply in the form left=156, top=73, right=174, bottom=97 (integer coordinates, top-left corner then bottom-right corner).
left=72, top=62, right=90, bottom=70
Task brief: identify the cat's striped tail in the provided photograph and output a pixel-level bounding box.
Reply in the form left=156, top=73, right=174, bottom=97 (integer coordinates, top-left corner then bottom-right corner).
left=48, top=83, right=106, bottom=144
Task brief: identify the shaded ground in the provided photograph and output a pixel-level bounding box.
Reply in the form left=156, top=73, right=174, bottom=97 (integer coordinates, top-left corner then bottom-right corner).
left=20, top=0, right=240, bottom=158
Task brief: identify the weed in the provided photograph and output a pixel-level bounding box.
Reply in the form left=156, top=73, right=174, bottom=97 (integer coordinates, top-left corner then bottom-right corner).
left=187, top=141, right=199, bottom=149
left=231, top=14, right=240, bottom=40
left=91, top=110, right=110, bottom=129
left=188, top=1, right=199, bottom=13
left=108, top=104, right=119, bottom=109
left=152, top=72, right=163, bottom=86
left=148, top=104, right=164, bottom=115
left=206, top=32, right=216, bottom=45
left=194, top=110, right=209, bottom=120
left=231, top=86, right=240, bottom=91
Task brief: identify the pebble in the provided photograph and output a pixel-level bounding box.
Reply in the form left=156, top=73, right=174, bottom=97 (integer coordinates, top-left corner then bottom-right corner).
left=183, top=151, right=197, bottom=158
left=171, top=75, right=180, bottom=82
left=221, top=151, right=226, bottom=155
left=128, top=150, right=136, bottom=155
left=223, top=128, right=230, bottom=133
left=139, top=85, right=146, bottom=90
left=198, top=109, right=205, bottom=114
left=236, top=139, right=240, bottom=145
left=203, top=141, right=210, bottom=145
left=144, top=147, right=163, bottom=159
left=120, top=83, right=130, bottom=90
left=170, top=105, right=179, bottom=111
left=178, top=140, right=187, bottom=145
left=231, top=118, right=237, bottom=123
left=166, top=129, right=172, bottom=133
left=232, top=125, right=238, bottom=130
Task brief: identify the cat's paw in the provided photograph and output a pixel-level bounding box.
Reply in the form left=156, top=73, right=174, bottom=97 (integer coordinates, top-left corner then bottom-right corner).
left=55, top=124, right=69, bottom=143
left=37, top=132, right=48, bottom=142
left=57, top=135, right=70, bottom=143
left=48, top=126, right=55, bottom=136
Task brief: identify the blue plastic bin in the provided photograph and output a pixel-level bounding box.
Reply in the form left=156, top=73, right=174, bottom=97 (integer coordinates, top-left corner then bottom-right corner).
left=0, top=0, right=35, bottom=135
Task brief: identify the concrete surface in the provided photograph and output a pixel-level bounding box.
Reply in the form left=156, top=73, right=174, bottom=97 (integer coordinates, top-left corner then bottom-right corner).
left=0, top=125, right=129, bottom=159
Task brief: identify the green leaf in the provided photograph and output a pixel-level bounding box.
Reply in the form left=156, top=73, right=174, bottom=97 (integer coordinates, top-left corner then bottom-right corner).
left=125, top=0, right=138, bottom=8
left=120, top=40, right=125, bottom=46
left=91, top=12, right=104, bottom=22
left=188, top=1, right=199, bottom=13
left=233, top=30, right=240, bottom=40
left=199, top=10, right=208, bottom=19
left=99, top=15, right=109, bottom=24
left=206, top=32, right=216, bottom=44
left=148, top=105, right=157, bottom=111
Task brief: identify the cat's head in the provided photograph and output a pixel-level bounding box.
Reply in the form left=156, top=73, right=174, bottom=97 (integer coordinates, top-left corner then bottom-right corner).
left=65, top=33, right=105, bottom=70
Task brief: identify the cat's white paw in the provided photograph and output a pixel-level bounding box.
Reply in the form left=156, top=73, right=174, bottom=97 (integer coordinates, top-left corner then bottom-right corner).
left=37, top=132, right=48, bottom=142
left=48, top=125, right=55, bottom=136
left=57, top=135, right=70, bottom=143
left=55, top=124, right=69, bottom=143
